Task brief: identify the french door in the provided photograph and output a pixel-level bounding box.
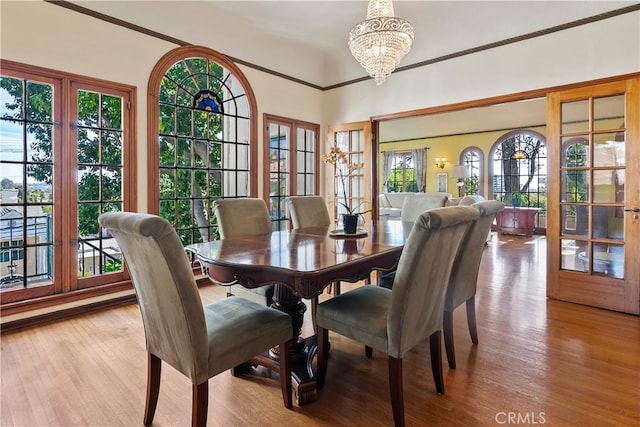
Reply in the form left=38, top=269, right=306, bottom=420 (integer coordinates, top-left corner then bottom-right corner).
left=547, top=78, right=639, bottom=314
left=0, top=61, right=135, bottom=306
left=263, top=114, right=320, bottom=230
left=327, top=121, right=372, bottom=224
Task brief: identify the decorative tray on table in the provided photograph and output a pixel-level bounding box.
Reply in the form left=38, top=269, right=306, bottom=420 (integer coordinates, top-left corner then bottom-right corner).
left=329, top=228, right=368, bottom=238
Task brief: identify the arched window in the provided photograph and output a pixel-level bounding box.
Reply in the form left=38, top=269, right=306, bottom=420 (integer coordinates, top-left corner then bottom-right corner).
left=459, top=146, right=484, bottom=196
left=490, top=130, right=547, bottom=230
left=147, top=46, right=257, bottom=246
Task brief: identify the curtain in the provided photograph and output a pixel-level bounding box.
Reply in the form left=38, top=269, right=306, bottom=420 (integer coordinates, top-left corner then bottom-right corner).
left=382, top=151, right=395, bottom=192
left=412, top=148, right=426, bottom=192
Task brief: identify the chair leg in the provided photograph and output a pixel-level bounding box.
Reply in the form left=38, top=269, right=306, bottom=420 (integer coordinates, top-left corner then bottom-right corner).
left=192, top=381, right=208, bottom=427
left=143, top=353, right=161, bottom=426
left=388, top=356, right=404, bottom=427
left=429, top=331, right=445, bottom=395
left=466, top=296, right=479, bottom=345
left=334, top=281, right=341, bottom=296
left=279, top=339, right=293, bottom=409
left=316, top=327, right=329, bottom=389
left=443, top=310, right=456, bottom=369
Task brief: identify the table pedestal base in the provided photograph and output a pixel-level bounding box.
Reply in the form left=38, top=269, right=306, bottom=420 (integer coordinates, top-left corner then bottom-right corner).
left=233, top=336, right=319, bottom=405
left=234, top=285, right=321, bottom=405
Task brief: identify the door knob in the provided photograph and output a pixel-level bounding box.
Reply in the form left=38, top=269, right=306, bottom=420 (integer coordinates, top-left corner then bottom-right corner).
left=623, top=207, right=640, bottom=213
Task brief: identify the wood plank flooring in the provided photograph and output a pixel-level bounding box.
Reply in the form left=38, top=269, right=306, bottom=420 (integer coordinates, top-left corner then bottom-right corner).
left=2, top=233, right=639, bottom=426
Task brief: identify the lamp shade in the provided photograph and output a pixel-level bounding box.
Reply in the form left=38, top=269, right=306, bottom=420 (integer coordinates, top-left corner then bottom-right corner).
left=451, top=165, right=470, bottom=179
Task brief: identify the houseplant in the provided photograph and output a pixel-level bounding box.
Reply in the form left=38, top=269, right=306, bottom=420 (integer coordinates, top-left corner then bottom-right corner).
left=322, top=146, right=369, bottom=234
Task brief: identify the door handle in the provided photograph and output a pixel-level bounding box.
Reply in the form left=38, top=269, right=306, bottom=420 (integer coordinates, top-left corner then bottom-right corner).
left=624, top=207, right=640, bottom=213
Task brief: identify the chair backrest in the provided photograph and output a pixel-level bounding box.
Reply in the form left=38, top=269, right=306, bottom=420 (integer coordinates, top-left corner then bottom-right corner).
left=98, top=212, right=209, bottom=384
left=287, top=196, right=331, bottom=229
left=444, top=200, right=504, bottom=311
left=213, top=198, right=272, bottom=238
left=400, top=193, right=449, bottom=222
left=458, top=195, right=485, bottom=206
left=388, top=206, right=479, bottom=358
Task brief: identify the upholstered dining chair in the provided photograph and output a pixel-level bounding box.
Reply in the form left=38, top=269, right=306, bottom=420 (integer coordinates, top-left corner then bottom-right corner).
left=443, top=200, right=504, bottom=369
left=213, top=198, right=275, bottom=306
left=315, top=206, right=479, bottom=427
left=286, top=195, right=345, bottom=298
left=286, top=195, right=331, bottom=229
left=377, top=193, right=449, bottom=290
left=457, top=195, right=486, bottom=206
left=286, top=195, right=336, bottom=328
left=400, top=193, right=449, bottom=222
left=98, top=212, right=293, bottom=427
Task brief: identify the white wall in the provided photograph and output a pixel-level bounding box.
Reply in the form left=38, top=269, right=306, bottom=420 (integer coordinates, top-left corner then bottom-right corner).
left=324, top=12, right=640, bottom=124
left=0, top=1, right=324, bottom=206
left=2, top=1, right=638, bottom=204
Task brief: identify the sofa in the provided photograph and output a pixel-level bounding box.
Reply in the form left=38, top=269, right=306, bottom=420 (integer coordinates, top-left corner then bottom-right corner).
left=379, top=192, right=452, bottom=218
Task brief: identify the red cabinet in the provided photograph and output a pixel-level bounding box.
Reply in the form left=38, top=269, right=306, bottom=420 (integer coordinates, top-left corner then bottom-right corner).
left=495, top=207, right=540, bottom=236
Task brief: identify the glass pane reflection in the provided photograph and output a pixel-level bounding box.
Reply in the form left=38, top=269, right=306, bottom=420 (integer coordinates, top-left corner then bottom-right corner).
left=561, top=137, right=588, bottom=168
left=561, top=239, right=588, bottom=272
left=593, top=242, right=624, bottom=279
left=593, top=94, right=624, bottom=131
left=562, top=100, right=589, bottom=133
left=593, top=206, right=623, bottom=240
left=561, top=204, right=587, bottom=237
left=593, top=136, right=624, bottom=167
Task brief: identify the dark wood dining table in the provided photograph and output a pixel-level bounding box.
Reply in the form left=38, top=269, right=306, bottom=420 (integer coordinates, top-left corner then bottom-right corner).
left=186, top=219, right=412, bottom=404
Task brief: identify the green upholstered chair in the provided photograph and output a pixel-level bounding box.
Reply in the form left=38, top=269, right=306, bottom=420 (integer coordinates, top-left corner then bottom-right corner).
left=400, top=193, right=449, bottom=222
left=457, top=195, right=486, bottom=206
left=443, top=200, right=504, bottom=369
left=98, top=212, right=293, bottom=427
left=377, top=193, right=449, bottom=290
left=315, top=206, right=479, bottom=427
left=286, top=195, right=344, bottom=296
left=286, top=195, right=331, bottom=229
left=286, top=195, right=335, bottom=328
left=212, top=198, right=275, bottom=306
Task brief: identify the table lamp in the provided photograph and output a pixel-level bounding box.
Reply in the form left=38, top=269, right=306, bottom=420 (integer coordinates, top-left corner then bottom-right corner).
left=451, top=165, right=470, bottom=198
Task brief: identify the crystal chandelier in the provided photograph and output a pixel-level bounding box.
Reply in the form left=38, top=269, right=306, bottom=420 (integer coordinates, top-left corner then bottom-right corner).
left=348, top=0, right=414, bottom=85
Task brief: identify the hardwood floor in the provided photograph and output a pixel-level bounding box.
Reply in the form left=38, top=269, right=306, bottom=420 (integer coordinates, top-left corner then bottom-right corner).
left=2, top=233, right=639, bottom=426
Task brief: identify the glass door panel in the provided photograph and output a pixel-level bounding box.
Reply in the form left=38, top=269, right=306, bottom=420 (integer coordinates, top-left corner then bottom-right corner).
left=548, top=78, right=639, bottom=314
left=264, top=115, right=319, bottom=230
left=268, top=122, right=291, bottom=230
left=0, top=75, right=58, bottom=301
left=328, top=121, right=372, bottom=225
left=74, top=87, right=126, bottom=288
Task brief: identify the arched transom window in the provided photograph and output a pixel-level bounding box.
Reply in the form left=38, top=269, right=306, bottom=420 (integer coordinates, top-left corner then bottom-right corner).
left=148, top=46, right=257, bottom=246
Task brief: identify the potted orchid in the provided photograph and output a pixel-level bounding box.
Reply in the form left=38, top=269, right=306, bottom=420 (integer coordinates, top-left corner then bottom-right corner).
left=322, top=145, right=370, bottom=234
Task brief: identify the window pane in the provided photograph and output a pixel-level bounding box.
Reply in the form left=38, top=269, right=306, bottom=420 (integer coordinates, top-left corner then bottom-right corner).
left=561, top=139, right=588, bottom=168
left=1, top=77, right=24, bottom=119
left=561, top=239, right=588, bottom=273
left=101, top=95, right=122, bottom=129
left=593, top=94, right=624, bottom=132
left=562, top=100, right=589, bottom=133
left=26, top=123, right=53, bottom=163
left=26, top=82, right=52, bottom=122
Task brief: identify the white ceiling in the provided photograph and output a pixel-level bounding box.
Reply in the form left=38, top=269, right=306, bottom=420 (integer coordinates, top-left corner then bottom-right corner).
left=72, top=1, right=636, bottom=87
left=68, top=1, right=633, bottom=138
